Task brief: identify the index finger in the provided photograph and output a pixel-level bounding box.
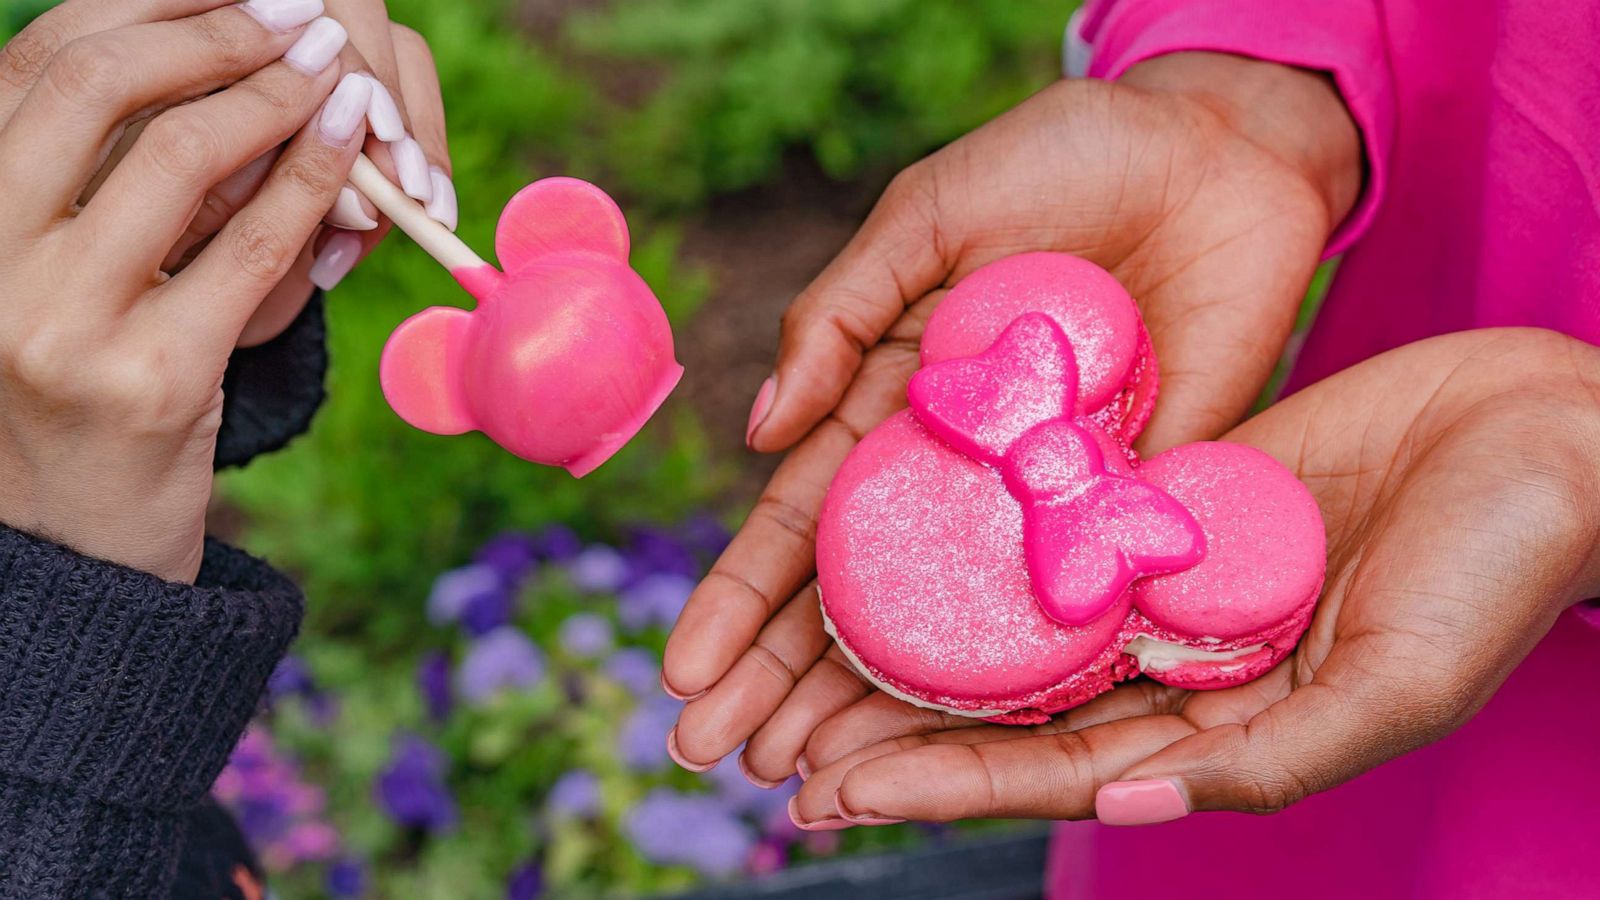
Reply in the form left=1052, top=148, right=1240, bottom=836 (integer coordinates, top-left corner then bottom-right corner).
left=662, top=296, right=936, bottom=697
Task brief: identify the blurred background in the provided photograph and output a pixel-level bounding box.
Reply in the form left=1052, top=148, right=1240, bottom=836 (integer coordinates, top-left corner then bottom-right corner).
left=2, top=0, right=1079, bottom=896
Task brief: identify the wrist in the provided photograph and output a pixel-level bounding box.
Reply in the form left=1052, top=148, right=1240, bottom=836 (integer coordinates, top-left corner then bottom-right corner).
left=1121, top=52, right=1363, bottom=239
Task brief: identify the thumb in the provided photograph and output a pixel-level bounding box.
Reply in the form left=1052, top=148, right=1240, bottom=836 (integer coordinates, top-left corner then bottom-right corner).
left=749, top=165, right=950, bottom=451
left=1096, top=640, right=1459, bottom=824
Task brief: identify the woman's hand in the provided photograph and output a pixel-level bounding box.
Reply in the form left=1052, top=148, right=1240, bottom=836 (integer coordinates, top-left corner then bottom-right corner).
left=663, top=52, right=1364, bottom=773
left=779, top=329, right=1600, bottom=828
left=0, top=0, right=374, bottom=582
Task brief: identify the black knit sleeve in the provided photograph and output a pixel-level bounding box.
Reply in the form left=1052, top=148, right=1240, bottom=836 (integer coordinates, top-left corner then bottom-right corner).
left=215, top=290, right=329, bottom=470
left=0, top=527, right=303, bottom=899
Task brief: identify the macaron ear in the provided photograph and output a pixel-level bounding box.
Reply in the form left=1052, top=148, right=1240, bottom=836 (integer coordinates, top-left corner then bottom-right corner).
left=1133, top=442, right=1326, bottom=641
left=494, top=177, right=631, bottom=273
left=380, top=306, right=477, bottom=436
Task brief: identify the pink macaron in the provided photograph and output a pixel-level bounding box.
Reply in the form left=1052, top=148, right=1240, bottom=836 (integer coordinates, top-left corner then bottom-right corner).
left=815, top=254, right=1325, bottom=724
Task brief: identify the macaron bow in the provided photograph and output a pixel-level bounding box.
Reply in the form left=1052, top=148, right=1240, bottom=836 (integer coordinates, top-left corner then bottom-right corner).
left=908, top=314, right=1205, bottom=626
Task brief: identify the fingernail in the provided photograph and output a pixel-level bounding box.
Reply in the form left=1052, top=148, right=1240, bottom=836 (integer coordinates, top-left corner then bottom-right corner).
left=795, top=755, right=812, bottom=781
left=364, top=76, right=406, bottom=141
left=328, top=186, right=378, bottom=231
left=665, top=727, right=719, bottom=774
left=242, top=0, right=324, bottom=33
left=309, top=230, right=363, bottom=290
left=746, top=375, right=777, bottom=448
left=738, top=755, right=786, bottom=790
left=788, top=796, right=852, bottom=832
left=1095, top=779, right=1189, bottom=826
left=425, top=166, right=458, bottom=231
left=316, top=72, right=372, bottom=145
left=835, top=791, right=906, bottom=826
left=282, top=16, right=345, bottom=73
left=392, top=138, right=434, bottom=202
left=660, top=671, right=707, bottom=703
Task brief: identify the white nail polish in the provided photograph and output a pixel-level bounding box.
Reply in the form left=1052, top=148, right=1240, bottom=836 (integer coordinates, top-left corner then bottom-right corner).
left=364, top=76, right=406, bottom=142
left=317, top=72, right=373, bottom=145
left=425, top=167, right=458, bottom=231
left=310, top=230, right=363, bottom=290
left=241, top=0, right=325, bottom=34
left=283, top=16, right=346, bottom=75
left=392, top=137, right=433, bottom=202
left=329, top=186, right=379, bottom=231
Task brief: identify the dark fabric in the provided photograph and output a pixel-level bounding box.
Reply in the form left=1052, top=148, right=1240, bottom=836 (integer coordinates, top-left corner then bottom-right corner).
left=215, top=290, right=329, bottom=470
left=0, top=528, right=304, bottom=898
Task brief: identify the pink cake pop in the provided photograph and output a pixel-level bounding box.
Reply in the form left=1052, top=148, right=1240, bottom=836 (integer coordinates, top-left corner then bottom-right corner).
left=815, top=254, right=1325, bottom=724
left=348, top=157, right=682, bottom=477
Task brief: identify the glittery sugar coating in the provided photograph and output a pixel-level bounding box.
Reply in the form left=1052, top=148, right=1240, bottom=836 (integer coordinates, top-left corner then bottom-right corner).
left=922, top=252, right=1156, bottom=444
left=816, top=253, right=1327, bottom=722
left=909, top=315, right=1206, bottom=626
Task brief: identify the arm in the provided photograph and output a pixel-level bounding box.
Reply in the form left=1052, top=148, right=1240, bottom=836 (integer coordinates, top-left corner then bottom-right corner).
left=1081, top=0, right=1395, bottom=253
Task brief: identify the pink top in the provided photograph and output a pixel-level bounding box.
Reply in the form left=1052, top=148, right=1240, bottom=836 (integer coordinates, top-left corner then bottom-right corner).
left=1049, top=1, right=1600, bottom=896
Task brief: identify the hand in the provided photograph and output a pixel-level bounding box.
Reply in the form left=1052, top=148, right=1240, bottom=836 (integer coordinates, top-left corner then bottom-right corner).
left=0, top=0, right=372, bottom=581
left=663, top=53, right=1363, bottom=773
left=781, top=329, right=1600, bottom=828
left=78, top=0, right=456, bottom=346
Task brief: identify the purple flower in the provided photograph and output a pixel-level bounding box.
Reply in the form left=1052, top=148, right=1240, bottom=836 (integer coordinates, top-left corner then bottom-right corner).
left=622, top=528, right=699, bottom=583
left=547, top=769, right=601, bottom=819
left=624, top=788, right=756, bottom=877
left=531, top=524, right=583, bottom=563
left=705, top=757, right=796, bottom=822
left=618, top=573, right=695, bottom=632
left=507, top=860, right=544, bottom=900
left=326, top=857, right=368, bottom=897
left=213, top=728, right=341, bottom=871
left=458, top=628, right=546, bottom=705
left=416, top=651, right=453, bottom=722
left=557, top=613, right=614, bottom=659
left=682, top=513, right=733, bottom=561
left=617, top=694, right=681, bottom=771
left=748, top=836, right=788, bottom=875
left=428, top=564, right=504, bottom=627
left=603, top=648, right=660, bottom=696
left=475, top=532, right=541, bottom=583
left=267, top=655, right=315, bottom=702
left=460, top=586, right=514, bottom=637
left=375, top=735, right=456, bottom=832
left=568, top=545, right=629, bottom=594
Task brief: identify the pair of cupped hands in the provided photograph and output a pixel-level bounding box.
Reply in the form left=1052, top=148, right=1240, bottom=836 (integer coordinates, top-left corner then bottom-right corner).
left=663, top=53, right=1600, bottom=829
left=0, top=0, right=454, bottom=583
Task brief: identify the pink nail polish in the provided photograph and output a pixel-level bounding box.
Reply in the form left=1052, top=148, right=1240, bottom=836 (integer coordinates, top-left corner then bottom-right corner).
left=795, top=755, right=812, bottom=781
left=328, top=186, right=378, bottom=231
left=242, top=0, right=324, bottom=33
left=282, top=16, right=346, bottom=74
left=425, top=166, right=459, bottom=231
left=746, top=375, right=777, bottom=448
left=392, top=138, right=434, bottom=202
left=835, top=792, right=906, bottom=826
left=788, top=796, right=853, bottom=832
left=665, top=727, right=719, bottom=774
left=738, top=754, right=786, bottom=790
left=317, top=72, right=372, bottom=145
left=364, top=76, right=406, bottom=142
left=1095, top=779, right=1189, bottom=826
left=309, top=230, right=363, bottom=290
left=659, top=671, right=707, bottom=703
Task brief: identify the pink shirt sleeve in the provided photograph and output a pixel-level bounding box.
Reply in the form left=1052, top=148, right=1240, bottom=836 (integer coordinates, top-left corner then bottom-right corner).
left=1077, top=0, right=1395, bottom=256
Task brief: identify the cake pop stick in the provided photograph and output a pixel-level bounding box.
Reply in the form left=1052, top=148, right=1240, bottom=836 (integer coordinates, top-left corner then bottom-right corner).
left=347, top=156, right=684, bottom=477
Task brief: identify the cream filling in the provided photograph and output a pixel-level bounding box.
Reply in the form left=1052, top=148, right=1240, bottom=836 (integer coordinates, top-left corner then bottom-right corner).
left=819, top=602, right=1008, bottom=719
left=1124, top=634, right=1266, bottom=673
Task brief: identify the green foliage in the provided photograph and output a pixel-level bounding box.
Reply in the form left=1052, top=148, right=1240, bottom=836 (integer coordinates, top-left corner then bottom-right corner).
left=567, top=0, right=1070, bottom=207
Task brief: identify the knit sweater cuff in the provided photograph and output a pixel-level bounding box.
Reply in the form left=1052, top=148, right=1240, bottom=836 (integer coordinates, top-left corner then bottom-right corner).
left=0, top=527, right=303, bottom=813
left=215, top=290, right=329, bottom=470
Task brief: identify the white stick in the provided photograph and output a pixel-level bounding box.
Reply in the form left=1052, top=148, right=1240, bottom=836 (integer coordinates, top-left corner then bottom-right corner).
left=348, top=155, right=489, bottom=272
